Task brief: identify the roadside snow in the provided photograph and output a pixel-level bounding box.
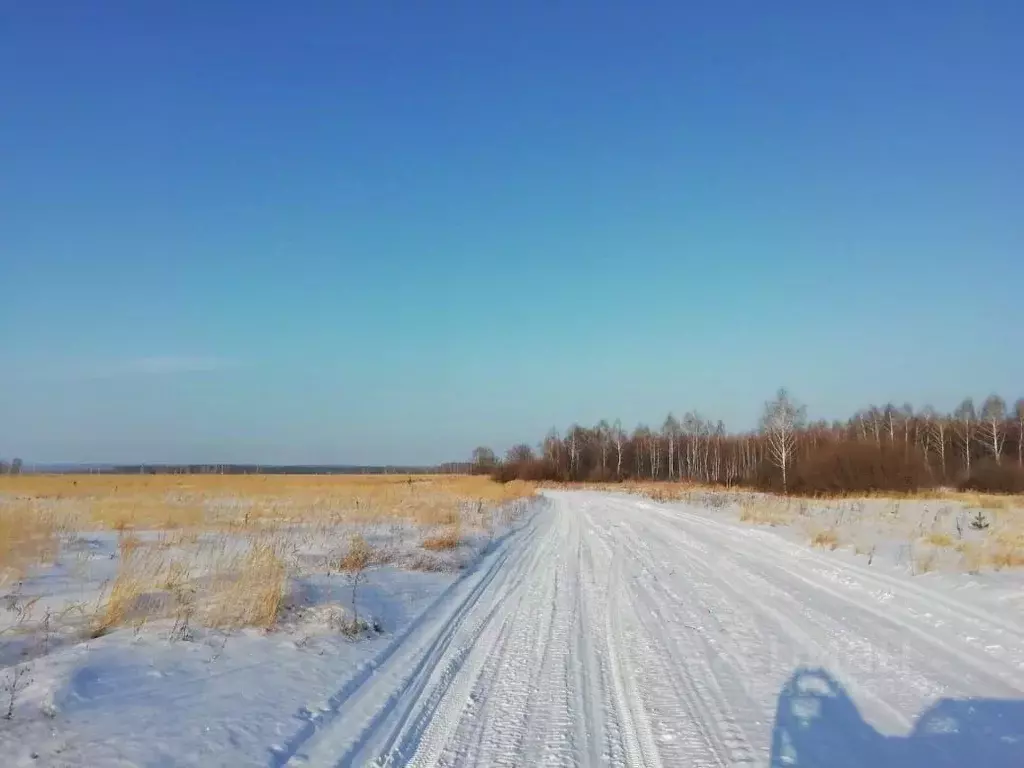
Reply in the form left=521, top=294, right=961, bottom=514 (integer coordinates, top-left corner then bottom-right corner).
left=0, top=502, right=535, bottom=767
left=3, top=491, right=1023, bottom=767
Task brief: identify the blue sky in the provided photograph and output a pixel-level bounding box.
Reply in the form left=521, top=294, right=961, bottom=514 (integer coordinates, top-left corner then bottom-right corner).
left=2, top=2, right=1022, bottom=464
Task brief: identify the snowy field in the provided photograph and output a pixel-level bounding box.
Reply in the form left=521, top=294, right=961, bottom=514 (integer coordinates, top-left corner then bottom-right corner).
left=2, top=486, right=1023, bottom=766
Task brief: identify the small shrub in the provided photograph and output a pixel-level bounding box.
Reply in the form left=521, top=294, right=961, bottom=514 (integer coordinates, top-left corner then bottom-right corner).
left=776, top=442, right=933, bottom=495
left=338, top=534, right=376, bottom=632
left=3, top=664, right=32, bottom=720
left=339, top=534, right=374, bottom=572
left=958, top=459, right=1024, bottom=494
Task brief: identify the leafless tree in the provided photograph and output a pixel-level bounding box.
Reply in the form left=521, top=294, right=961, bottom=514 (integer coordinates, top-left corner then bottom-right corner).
left=900, top=403, right=915, bottom=451
left=921, top=406, right=947, bottom=480
left=884, top=403, right=899, bottom=442
left=1016, top=399, right=1024, bottom=467
left=682, top=411, right=701, bottom=478
left=542, top=429, right=561, bottom=469
left=953, top=398, right=976, bottom=475
left=978, top=395, right=1007, bottom=464
left=567, top=424, right=581, bottom=479
left=761, top=388, right=806, bottom=492
left=471, top=446, right=496, bottom=473
left=866, top=406, right=883, bottom=446
left=506, top=444, right=535, bottom=463
left=487, top=390, right=1019, bottom=493
left=595, top=419, right=610, bottom=476
left=611, top=419, right=625, bottom=479
left=663, top=414, right=679, bottom=480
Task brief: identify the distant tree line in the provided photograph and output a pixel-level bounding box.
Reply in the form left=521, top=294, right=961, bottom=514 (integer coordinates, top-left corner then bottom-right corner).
left=2, top=463, right=442, bottom=477
left=102, top=464, right=444, bottom=476
left=477, top=390, right=1024, bottom=494
left=0, top=458, right=24, bottom=475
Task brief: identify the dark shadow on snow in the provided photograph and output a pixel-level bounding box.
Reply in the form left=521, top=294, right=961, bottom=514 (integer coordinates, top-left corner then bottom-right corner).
left=771, top=667, right=1024, bottom=767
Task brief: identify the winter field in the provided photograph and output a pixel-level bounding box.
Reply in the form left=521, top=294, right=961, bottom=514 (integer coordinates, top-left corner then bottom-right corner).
left=1, top=477, right=1023, bottom=766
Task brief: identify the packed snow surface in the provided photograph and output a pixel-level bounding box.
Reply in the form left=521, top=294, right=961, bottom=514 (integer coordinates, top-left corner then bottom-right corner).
left=4, top=490, right=1024, bottom=766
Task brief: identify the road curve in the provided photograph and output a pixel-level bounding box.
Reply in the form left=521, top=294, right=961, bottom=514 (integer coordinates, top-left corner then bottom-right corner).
left=285, top=491, right=1024, bottom=768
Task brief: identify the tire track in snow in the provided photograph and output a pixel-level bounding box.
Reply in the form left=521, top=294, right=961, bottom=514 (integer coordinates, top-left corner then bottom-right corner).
left=284, top=515, right=544, bottom=767
left=644, top=504, right=1024, bottom=695
left=273, top=490, right=1024, bottom=768
left=598, top=513, right=754, bottom=767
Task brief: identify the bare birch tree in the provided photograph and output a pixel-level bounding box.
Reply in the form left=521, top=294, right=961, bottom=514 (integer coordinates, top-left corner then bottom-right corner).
left=1016, top=399, right=1024, bottom=468
left=595, top=419, right=610, bottom=477
left=761, top=388, right=806, bottom=492
left=953, top=398, right=976, bottom=475
left=921, top=406, right=947, bottom=480
left=611, top=419, right=625, bottom=479
left=978, top=395, right=1007, bottom=464
left=663, top=414, right=679, bottom=480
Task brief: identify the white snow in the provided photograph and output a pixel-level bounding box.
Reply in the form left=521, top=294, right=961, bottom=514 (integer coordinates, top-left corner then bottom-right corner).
left=3, top=490, right=1023, bottom=766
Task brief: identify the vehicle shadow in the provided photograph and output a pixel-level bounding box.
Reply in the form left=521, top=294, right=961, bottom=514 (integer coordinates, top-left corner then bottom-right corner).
left=770, top=667, right=1024, bottom=767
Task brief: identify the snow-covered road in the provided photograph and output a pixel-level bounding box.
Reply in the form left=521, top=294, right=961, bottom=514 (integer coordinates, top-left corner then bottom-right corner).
left=287, top=491, right=1024, bottom=768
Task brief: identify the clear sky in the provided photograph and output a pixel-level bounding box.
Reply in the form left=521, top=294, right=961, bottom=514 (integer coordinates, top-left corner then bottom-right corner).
left=2, top=2, right=1022, bottom=465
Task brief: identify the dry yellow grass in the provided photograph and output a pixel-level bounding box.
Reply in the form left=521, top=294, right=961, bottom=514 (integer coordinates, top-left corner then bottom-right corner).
left=939, top=491, right=1021, bottom=511
left=924, top=532, right=954, bottom=548
left=0, top=474, right=535, bottom=531
left=95, top=536, right=289, bottom=633
left=739, top=501, right=793, bottom=526
left=95, top=543, right=172, bottom=632
left=957, top=541, right=984, bottom=573
left=422, top=525, right=461, bottom=551
left=204, top=541, right=287, bottom=629
left=339, top=533, right=375, bottom=572
left=989, top=531, right=1024, bottom=570
left=810, top=529, right=840, bottom=550
left=617, top=481, right=709, bottom=502
left=0, top=500, right=61, bottom=588
left=2, top=474, right=534, bottom=634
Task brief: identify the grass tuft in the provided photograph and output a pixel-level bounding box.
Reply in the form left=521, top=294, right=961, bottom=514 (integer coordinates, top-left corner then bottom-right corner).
left=204, top=541, right=287, bottom=629
left=0, top=501, right=60, bottom=588
left=422, top=524, right=461, bottom=551
left=810, top=529, right=840, bottom=550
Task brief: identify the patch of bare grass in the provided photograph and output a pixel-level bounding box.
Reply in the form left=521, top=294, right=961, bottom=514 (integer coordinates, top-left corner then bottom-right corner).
left=0, top=501, right=60, bottom=588
left=2, top=473, right=535, bottom=532
left=924, top=532, right=954, bottom=548
left=988, top=532, right=1024, bottom=571
left=422, top=524, right=461, bottom=551
left=94, top=544, right=171, bottom=634
left=4, top=473, right=536, bottom=639
left=739, top=501, right=793, bottom=526
left=204, top=541, right=287, bottom=629
left=810, top=529, right=840, bottom=550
